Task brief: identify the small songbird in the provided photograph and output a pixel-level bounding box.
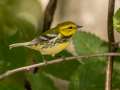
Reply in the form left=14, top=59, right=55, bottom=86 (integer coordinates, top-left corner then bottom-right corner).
left=9, top=21, right=82, bottom=56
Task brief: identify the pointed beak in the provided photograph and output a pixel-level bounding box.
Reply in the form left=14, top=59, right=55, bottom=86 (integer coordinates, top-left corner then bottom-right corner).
left=77, top=25, right=83, bottom=28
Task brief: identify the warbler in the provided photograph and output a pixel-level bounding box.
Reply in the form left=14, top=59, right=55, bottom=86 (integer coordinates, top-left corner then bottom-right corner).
left=9, top=21, right=82, bottom=56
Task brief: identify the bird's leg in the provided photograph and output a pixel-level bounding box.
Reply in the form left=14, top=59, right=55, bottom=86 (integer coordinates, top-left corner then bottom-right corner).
left=42, top=55, right=48, bottom=65
left=61, top=56, right=66, bottom=61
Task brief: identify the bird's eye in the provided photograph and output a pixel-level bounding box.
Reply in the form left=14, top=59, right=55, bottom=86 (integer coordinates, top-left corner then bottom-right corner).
left=68, top=27, right=73, bottom=29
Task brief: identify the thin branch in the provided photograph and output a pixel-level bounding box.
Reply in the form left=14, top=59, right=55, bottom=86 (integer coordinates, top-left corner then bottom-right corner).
left=42, top=0, right=57, bottom=32
left=0, top=52, right=120, bottom=80
left=106, top=0, right=116, bottom=90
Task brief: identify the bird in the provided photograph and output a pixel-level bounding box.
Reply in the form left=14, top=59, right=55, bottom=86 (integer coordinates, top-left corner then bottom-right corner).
left=9, top=21, right=82, bottom=56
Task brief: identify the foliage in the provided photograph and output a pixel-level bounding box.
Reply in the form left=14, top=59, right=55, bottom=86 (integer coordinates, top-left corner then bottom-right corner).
left=114, top=8, right=120, bottom=32
left=0, top=1, right=120, bottom=90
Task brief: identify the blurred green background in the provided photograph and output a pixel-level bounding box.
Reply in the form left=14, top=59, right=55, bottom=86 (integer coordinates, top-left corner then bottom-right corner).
left=0, top=0, right=120, bottom=90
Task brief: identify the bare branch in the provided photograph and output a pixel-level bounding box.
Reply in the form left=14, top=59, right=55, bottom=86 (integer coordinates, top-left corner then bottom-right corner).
left=106, top=0, right=116, bottom=90
left=42, top=0, right=57, bottom=32
left=0, top=52, right=120, bottom=80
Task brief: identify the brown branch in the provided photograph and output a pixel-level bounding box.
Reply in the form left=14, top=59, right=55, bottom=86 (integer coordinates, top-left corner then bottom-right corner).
left=42, top=0, right=57, bottom=32
left=0, top=52, right=120, bottom=80
left=106, top=0, right=116, bottom=90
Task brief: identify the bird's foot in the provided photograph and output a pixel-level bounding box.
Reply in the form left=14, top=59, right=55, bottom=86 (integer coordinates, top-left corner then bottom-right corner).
left=43, top=59, right=48, bottom=65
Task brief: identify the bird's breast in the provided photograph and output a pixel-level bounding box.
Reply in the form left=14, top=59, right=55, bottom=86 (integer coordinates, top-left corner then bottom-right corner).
left=31, top=42, right=70, bottom=56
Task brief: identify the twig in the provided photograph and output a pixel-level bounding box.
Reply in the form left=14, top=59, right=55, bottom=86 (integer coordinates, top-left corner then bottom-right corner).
left=106, top=0, right=116, bottom=90
left=42, top=0, right=57, bottom=32
left=0, top=52, right=120, bottom=80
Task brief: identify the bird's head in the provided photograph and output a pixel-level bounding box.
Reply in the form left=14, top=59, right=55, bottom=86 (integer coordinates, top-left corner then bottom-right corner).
left=57, top=21, right=82, bottom=37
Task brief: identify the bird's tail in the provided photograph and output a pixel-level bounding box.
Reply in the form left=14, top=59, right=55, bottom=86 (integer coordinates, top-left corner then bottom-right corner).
left=9, top=41, right=32, bottom=49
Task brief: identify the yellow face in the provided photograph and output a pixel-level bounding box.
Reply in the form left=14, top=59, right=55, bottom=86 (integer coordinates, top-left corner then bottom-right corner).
left=57, top=21, right=78, bottom=37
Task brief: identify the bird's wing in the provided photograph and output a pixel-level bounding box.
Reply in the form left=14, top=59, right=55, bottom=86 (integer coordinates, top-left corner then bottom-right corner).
left=31, top=28, right=59, bottom=45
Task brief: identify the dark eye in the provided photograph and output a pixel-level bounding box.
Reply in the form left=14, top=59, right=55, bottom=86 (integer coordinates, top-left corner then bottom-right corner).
left=68, top=27, right=73, bottom=29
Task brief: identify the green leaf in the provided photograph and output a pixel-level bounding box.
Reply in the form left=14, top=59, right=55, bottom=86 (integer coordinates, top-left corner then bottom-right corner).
left=0, top=0, right=42, bottom=76
left=0, top=1, right=43, bottom=90
left=0, top=0, right=43, bottom=72
left=26, top=72, right=57, bottom=90
left=16, top=0, right=43, bottom=27
left=0, top=82, right=24, bottom=90
left=112, top=63, right=120, bottom=89
left=111, top=48, right=120, bottom=89
left=0, top=73, right=25, bottom=90
left=0, top=0, right=42, bottom=39
left=73, top=31, right=108, bottom=55
left=70, top=31, right=108, bottom=90
left=69, top=60, right=105, bottom=90
left=71, top=32, right=120, bottom=90
left=113, top=8, right=120, bottom=32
